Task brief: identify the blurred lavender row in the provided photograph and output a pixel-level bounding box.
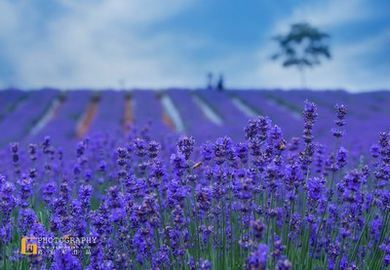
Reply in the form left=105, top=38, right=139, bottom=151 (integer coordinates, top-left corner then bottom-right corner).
left=0, top=89, right=388, bottom=154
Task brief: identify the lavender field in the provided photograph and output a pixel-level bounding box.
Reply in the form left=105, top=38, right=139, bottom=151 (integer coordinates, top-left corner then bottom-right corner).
left=0, top=89, right=389, bottom=269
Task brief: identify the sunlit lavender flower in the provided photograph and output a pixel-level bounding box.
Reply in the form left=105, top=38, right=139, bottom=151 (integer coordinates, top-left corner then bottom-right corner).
left=134, top=138, right=147, bottom=158
left=201, top=141, right=213, bottom=162
left=236, top=142, right=249, bottom=164
left=0, top=222, right=12, bottom=243
left=306, top=176, right=327, bottom=213
left=10, top=142, right=20, bottom=175
left=246, top=243, right=268, bottom=270
left=380, top=238, right=390, bottom=267
left=10, top=142, right=19, bottom=158
left=331, top=104, right=347, bottom=138
left=214, top=136, right=234, bottom=165
left=314, top=143, right=325, bottom=174
left=177, top=136, right=195, bottom=160
left=0, top=180, right=17, bottom=221
left=251, top=219, right=265, bottom=240
left=272, top=236, right=285, bottom=260
left=42, top=136, right=52, bottom=154
left=42, top=181, right=56, bottom=205
left=300, top=100, right=318, bottom=172
left=51, top=249, right=82, bottom=270
left=18, top=208, right=38, bottom=235
left=28, top=143, right=38, bottom=161
left=147, top=140, right=161, bottom=159
left=302, top=100, right=318, bottom=144
left=79, top=184, right=93, bottom=212
left=370, top=216, right=382, bottom=241
left=17, top=175, right=33, bottom=208
left=276, top=257, right=293, bottom=270
left=336, top=147, right=348, bottom=169
left=198, top=259, right=212, bottom=270
left=170, top=153, right=187, bottom=176
left=245, top=116, right=271, bottom=142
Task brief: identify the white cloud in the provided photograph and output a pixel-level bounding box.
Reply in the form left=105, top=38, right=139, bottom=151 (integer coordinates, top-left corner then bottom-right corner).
left=0, top=0, right=199, bottom=89
left=273, top=0, right=370, bottom=32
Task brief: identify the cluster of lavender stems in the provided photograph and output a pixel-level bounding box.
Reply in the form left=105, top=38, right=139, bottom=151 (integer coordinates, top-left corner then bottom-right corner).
left=0, top=100, right=389, bottom=270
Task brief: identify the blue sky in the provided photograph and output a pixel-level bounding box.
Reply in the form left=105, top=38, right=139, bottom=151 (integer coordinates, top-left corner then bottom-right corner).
left=0, top=0, right=389, bottom=92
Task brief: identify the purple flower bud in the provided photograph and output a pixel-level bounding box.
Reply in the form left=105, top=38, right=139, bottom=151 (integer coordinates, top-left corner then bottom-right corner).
left=177, top=136, right=195, bottom=160
left=42, top=182, right=56, bottom=205
left=28, top=143, right=38, bottom=161
left=134, top=138, right=147, bottom=157
left=251, top=219, right=266, bottom=239
left=10, top=142, right=19, bottom=153
left=336, top=147, right=348, bottom=169
left=148, top=140, right=161, bottom=159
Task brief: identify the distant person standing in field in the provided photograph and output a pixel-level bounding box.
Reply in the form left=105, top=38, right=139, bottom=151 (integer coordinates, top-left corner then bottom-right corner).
left=207, top=72, right=213, bottom=89
left=216, top=74, right=224, bottom=91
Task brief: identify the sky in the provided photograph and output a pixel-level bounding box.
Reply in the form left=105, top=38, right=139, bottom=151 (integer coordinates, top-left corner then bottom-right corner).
left=0, top=0, right=389, bottom=92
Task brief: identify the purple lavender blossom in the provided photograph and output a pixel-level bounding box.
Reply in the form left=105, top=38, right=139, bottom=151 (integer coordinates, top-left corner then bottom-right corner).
left=51, top=249, right=82, bottom=270
left=0, top=92, right=387, bottom=270
left=246, top=243, right=268, bottom=270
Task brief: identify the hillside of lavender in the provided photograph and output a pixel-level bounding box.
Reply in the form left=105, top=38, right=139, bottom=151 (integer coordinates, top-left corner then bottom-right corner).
left=0, top=88, right=389, bottom=269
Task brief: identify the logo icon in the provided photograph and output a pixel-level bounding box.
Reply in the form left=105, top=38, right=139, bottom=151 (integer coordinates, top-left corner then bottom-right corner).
left=21, top=237, right=38, bottom=255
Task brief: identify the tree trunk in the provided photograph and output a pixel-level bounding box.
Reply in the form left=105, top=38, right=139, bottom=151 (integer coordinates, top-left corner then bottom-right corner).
left=298, top=67, right=306, bottom=89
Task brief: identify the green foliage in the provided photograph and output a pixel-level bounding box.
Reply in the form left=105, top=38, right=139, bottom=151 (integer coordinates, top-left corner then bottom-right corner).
left=271, top=22, right=331, bottom=87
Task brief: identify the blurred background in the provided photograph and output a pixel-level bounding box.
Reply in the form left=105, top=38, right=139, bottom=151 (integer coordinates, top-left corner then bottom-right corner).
left=0, top=0, right=389, bottom=91
left=0, top=0, right=389, bottom=155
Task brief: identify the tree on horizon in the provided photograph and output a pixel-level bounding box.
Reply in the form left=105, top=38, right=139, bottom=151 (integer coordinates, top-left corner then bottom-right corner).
left=271, top=22, right=331, bottom=88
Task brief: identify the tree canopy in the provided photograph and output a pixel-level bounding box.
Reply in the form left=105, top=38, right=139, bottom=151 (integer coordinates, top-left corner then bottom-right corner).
left=271, top=22, right=331, bottom=87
